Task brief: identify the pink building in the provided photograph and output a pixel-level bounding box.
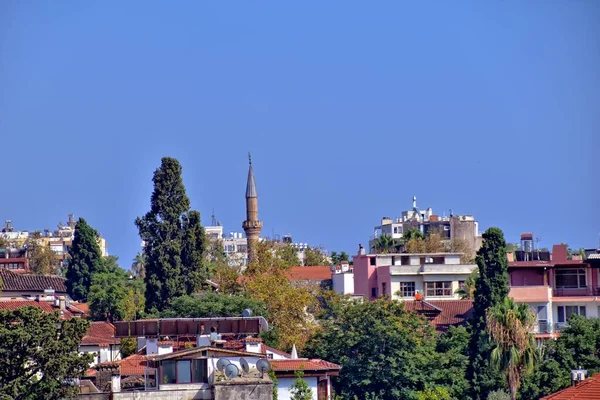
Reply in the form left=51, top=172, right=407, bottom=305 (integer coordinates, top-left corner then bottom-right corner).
left=353, top=252, right=477, bottom=301
left=509, top=243, right=599, bottom=339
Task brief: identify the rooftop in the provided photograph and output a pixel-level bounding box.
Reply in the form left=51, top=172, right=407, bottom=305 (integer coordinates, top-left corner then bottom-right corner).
left=270, top=359, right=340, bottom=372
left=287, top=266, right=332, bottom=281
left=404, top=300, right=474, bottom=332
left=0, top=300, right=76, bottom=319
left=0, top=269, right=67, bottom=293
left=541, top=373, right=600, bottom=399
left=86, top=353, right=151, bottom=377
left=81, top=321, right=120, bottom=347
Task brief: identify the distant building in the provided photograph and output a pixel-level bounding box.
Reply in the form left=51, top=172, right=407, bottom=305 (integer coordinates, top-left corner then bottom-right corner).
left=369, top=196, right=482, bottom=258
left=353, top=251, right=477, bottom=301
left=0, top=215, right=108, bottom=272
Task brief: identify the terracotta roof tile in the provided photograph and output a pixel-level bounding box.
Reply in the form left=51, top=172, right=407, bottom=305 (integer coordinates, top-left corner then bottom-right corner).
left=403, top=300, right=474, bottom=332
left=541, top=373, right=600, bottom=399
left=270, top=359, right=340, bottom=372
left=245, top=337, right=263, bottom=343
left=0, top=300, right=74, bottom=319
left=81, top=321, right=120, bottom=346
left=286, top=266, right=332, bottom=281
left=0, top=269, right=67, bottom=293
left=91, top=354, right=152, bottom=377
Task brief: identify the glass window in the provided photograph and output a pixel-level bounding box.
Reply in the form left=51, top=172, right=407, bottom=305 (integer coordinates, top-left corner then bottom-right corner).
left=192, top=360, right=207, bottom=383
left=371, top=287, right=378, bottom=298
left=177, top=360, right=191, bottom=384
left=381, top=282, right=387, bottom=296
left=458, top=281, right=465, bottom=289
left=369, top=257, right=376, bottom=266
left=557, top=305, right=586, bottom=323
left=162, top=360, right=176, bottom=384
left=555, top=269, right=586, bottom=289
left=399, top=282, right=415, bottom=297
left=425, top=281, right=452, bottom=297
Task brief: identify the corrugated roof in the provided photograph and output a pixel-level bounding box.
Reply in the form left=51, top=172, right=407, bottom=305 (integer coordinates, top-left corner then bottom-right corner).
left=541, top=373, right=600, bottom=399
left=403, top=300, right=474, bottom=332
left=270, top=359, right=340, bottom=372
left=0, top=269, right=67, bottom=293
left=81, top=322, right=120, bottom=346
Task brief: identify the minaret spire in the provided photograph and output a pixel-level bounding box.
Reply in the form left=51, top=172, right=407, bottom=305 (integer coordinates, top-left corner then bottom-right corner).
left=243, top=153, right=263, bottom=263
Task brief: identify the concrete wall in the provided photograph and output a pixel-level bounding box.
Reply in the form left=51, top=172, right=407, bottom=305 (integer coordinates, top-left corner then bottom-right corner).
left=510, top=269, right=545, bottom=286
left=332, top=273, right=354, bottom=295
left=389, top=273, right=472, bottom=300
left=214, top=380, right=273, bottom=400
left=277, top=377, right=318, bottom=400
left=353, top=255, right=377, bottom=299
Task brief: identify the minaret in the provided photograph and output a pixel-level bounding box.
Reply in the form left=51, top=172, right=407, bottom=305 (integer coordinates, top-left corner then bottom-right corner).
left=243, top=153, right=263, bottom=263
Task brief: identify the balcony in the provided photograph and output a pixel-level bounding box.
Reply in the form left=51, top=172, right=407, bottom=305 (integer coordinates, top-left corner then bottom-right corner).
left=553, top=286, right=600, bottom=297
left=533, top=320, right=550, bottom=334
left=509, top=285, right=552, bottom=303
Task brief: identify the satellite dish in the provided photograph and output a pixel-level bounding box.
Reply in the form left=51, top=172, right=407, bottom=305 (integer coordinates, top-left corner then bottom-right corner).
left=239, top=358, right=249, bottom=373
left=225, top=363, right=239, bottom=379
left=216, top=358, right=231, bottom=372
left=256, top=359, right=271, bottom=377
left=242, top=309, right=253, bottom=318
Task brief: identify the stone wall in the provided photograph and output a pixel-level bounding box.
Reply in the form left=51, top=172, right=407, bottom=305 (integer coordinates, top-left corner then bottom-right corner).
left=214, top=378, right=273, bottom=400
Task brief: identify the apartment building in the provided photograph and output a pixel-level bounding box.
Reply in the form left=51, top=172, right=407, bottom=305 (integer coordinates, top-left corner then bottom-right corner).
left=353, top=251, right=478, bottom=301
left=508, top=243, right=599, bottom=339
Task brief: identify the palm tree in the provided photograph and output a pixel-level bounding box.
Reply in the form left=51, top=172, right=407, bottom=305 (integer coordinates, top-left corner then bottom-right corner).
left=486, top=297, right=537, bottom=400
left=373, top=234, right=398, bottom=254
left=131, top=252, right=146, bottom=279
left=455, top=269, right=479, bottom=299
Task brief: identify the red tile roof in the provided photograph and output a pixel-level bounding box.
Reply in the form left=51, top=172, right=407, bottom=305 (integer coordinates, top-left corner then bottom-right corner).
left=541, top=373, right=600, bottom=399
left=81, top=322, right=120, bottom=347
left=87, top=354, right=152, bottom=377
left=286, top=266, right=332, bottom=281
left=0, top=300, right=75, bottom=319
left=245, top=337, right=263, bottom=343
left=403, top=300, right=474, bottom=332
left=0, top=269, right=67, bottom=293
left=270, top=359, right=340, bottom=372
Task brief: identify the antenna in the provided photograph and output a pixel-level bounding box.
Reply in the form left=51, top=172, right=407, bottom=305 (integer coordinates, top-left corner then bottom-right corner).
left=239, top=358, right=249, bottom=374
left=216, top=358, right=231, bottom=372
left=256, top=359, right=271, bottom=378
left=225, top=363, right=240, bottom=379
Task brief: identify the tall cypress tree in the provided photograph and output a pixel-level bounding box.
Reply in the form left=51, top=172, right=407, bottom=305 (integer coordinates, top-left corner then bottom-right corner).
left=66, top=218, right=102, bottom=301
left=467, top=227, right=510, bottom=399
left=135, top=157, right=206, bottom=312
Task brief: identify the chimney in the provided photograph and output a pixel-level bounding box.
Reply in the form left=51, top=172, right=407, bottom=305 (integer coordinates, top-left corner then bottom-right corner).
left=58, top=296, right=66, bottom=311
left=571, top=367, right=587, bottom=386
left=552, top=244, right=568, bottom=263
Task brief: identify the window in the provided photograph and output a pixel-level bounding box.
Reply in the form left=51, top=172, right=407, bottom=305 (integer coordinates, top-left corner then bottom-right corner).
left=371, top=287, right=378, bottom=298
left=399, top=282, right=415, bottom=297
left=555, top=269, right=587, bottom=289
left=177, top=360, right=191, bottom=383
left=369, top=257, right=376, bottom=266
left=425, top=281, right=452, bottom=297
left=162, top=360, right=176, bottom=384
left=557, top=306, right=586, bottom=323
left=393, top=227, right=398, bottom=234
left=191, top=360, right=208, bottom=383
left=381, top=282, right=387, bottom=296
left=458, top=281, right=465, bottom=289
left=267, top=353, right=273, bottom=360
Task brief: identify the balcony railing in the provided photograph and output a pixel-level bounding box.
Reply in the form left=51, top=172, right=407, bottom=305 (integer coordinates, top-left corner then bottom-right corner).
left=553, top=286, right=600, bottom=297
left=537, top=320, right=550, bottom=334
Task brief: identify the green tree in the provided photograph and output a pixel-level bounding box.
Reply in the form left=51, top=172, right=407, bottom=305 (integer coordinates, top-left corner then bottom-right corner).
left=467, top=227, right=510, bottom=400
left=289, top=370, right=313, bottom=400
left=135, top=157, right=207, bottom=311
left=26, top=232, right=59, bottom=275
left=372, top=234, right=398, bottom=253
left=486, top=297, right=536, bottom=400
left=304, top=247, right=329, bottom=266
left=433, top=325, right=471, bottom=399
left=65, top=218, right=103, bottom=301
left=519, top=316, right=600, bottom=399
left=403, top=228, right=425, bottom=242
left=304, top=298, right=443, bottom=399
left=160, top=293, right=268, bottom=319
left=88, top=257, right=145, bottom=322
left=416, top=387, right=451, bottom=400
left=330, top=251, right=350, bottom=265
left=269, top=370, right=278, bottom=400
left=0, top=307, right=93, bottom=399
left=487, top=390, right=511, bottom=400
left=275, top=243, right=301, bottom=266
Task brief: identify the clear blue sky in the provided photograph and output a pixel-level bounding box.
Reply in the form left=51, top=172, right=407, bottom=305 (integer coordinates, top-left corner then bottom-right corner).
left=1, top=2, right=598, bottom=269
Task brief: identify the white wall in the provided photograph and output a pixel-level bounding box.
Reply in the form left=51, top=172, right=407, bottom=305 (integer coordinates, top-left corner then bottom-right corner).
left=390, top=273, right=472, bottom=300
left=277, top=377, right=318, bottom=400
left=332, top=273, right=354, bottom=295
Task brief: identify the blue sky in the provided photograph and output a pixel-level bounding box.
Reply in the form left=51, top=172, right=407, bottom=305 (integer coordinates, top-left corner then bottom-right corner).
left=1, top=1, right=598, bottom=269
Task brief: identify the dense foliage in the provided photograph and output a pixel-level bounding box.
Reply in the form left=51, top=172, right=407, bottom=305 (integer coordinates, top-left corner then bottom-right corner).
left=160, top=293, right=268, bottom=319
left=304, top=246, right=329, bottom=266
left=135, top=157, right=207, bottom=311
left=468, top=227, right=510, bottom=399
left=65, top=217, right=103, bottom=301
left=290, top=370, right=313, bottom=400
left=0, top=307, right=93, bottom=399
left=26, top=232, right=59, bottom=275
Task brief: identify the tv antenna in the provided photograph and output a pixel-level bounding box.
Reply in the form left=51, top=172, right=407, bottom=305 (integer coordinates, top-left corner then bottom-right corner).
left=211, top=209, right=217, bottom=226
left=225, top=364, right=240, bottom=379
left=256, top=359, right=271, bottom=378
